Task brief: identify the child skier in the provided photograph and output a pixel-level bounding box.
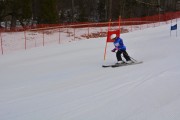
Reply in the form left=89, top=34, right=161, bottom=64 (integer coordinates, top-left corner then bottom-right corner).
left=111, top=34, right=132, bottom=64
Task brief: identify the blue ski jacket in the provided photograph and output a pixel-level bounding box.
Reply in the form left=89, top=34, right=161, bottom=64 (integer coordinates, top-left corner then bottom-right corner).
left=113, top=37, right=126, bottom=51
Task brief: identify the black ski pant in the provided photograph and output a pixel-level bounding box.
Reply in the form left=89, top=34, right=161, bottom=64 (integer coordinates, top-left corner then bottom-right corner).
left=116, top=50, right=131, bottom=61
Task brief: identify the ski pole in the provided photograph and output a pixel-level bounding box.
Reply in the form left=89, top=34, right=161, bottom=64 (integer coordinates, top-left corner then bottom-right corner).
left=123, top=51, right=138, bottom=62
left=128, top=56, right=138, bottom=62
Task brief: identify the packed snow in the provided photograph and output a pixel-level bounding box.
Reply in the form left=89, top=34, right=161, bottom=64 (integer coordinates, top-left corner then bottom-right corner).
left=0, top=21, right=180, bottom=120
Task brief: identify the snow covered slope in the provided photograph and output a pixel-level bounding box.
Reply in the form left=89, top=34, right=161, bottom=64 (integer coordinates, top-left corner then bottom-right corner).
left=0, top=22, right=180, bottom=120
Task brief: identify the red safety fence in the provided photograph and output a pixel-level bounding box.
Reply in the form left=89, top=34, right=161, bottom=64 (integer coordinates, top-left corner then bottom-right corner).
left=0, top=11, right=180, bottom=55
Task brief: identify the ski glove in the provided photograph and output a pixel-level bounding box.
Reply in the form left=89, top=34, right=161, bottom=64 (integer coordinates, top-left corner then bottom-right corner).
left=111, top=49, right=116, bottom=52
left=111, top=47, right=118, bottom=52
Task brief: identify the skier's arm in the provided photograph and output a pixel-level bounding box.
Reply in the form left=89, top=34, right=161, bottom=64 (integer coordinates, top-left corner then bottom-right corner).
left=111, top=47, right=119, bottom=52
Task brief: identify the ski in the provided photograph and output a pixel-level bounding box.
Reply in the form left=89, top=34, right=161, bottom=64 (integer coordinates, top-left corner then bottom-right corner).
left=102, top=61, right=143, bottom=68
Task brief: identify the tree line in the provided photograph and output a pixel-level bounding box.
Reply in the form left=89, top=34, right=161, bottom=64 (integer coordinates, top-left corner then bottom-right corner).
left=0, top=0, right=178, bottom=29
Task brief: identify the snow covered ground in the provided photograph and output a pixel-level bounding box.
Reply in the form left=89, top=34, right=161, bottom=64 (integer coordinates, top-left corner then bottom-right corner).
left=0, top=21, right=180, bottom=120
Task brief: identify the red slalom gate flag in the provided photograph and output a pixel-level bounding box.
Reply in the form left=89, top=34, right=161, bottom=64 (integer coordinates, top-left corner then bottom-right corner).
left=103, top=17, right=121, bottom=61
left=106, top=30, right=120, bottom=42
left=103, top=29, right=120, bottom=61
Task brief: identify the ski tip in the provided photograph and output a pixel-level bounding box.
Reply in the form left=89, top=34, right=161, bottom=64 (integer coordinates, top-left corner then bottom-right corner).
left=102, top=65, right=107, bottom=67
left=102, top=65, right=111, bottom=67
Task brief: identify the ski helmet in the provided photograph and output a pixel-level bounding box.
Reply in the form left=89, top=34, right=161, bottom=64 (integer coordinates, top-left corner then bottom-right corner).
left=110, top=34, right=116, bottom=40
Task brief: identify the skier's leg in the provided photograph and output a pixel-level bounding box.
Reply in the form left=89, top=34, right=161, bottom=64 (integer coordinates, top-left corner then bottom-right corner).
left=122, top=50, right=131, bottom=61
left=116, top=50, right=123, bottom=61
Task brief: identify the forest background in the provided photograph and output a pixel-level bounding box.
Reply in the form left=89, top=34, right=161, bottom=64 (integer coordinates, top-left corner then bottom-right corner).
left=0, top=0, right=179, bottom=29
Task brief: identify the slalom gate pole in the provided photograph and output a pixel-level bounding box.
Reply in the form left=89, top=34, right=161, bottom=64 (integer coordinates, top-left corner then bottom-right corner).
left=176, top=18, right=177, bottom=37
left=103, top=42, right=108, bottom=61
left=103, top=19, right=111, bottom=62
left=170, top=19, right=172, bottom=37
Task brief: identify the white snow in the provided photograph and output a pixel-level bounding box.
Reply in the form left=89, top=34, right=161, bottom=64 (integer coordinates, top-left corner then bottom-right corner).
left=0, top=21, right=180, bottom=120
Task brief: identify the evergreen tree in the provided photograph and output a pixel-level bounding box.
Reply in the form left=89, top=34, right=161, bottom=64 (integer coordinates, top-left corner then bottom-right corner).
left=0, top=0, right=179, bottom=25
left=2, top=0, right=32, bottom=29
left=97, top=0, right=106, bottom=21
left=77, top=0, right=88, bottom=22
left=0, top=1, right=6, bottom=25
left=18, top=0, right=32, bottom=27
left=37, top=0, right=58, bottom=24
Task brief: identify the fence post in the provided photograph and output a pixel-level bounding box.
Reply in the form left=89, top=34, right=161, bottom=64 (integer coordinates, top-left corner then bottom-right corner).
left=88, top=25, right=89, bottom=39
left=59, top=27, right=61, bottom=44
left=140, top=19, right=142, bottom=30
left=24, top=30, right=27, bottom=50
left=0, top=31, right=3, bottom=55
left=131, top=18, right=133, bottom=32
left=146, top=17, right=148, bottom=28
left=43, top=30, right=45, bottom=46
left=74, top=28, right=75, bottom=41
left=153, top=15, right=155, bottom=27
left=100, top=25, right=102, bottom=37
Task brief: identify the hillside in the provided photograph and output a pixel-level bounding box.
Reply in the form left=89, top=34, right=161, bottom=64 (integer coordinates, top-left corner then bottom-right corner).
left=0, top=21, right=180, bottom=120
